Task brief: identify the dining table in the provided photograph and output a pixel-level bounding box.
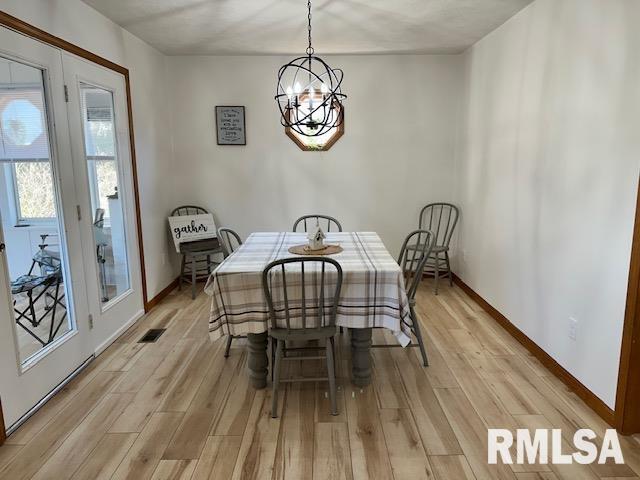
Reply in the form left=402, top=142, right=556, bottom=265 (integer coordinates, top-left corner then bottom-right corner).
left=205, top=231, right=413, bottom=388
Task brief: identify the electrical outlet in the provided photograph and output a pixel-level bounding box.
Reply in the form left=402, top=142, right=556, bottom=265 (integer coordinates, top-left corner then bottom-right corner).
left=568, top=317, right=578, bottom=341
left=462, top=250, right=467, bottom=263
left=161, top=253, right=167, bottom=266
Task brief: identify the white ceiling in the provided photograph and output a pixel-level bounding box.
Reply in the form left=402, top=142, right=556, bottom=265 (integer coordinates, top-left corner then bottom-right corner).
left=82, top=0, right=533, bottom=56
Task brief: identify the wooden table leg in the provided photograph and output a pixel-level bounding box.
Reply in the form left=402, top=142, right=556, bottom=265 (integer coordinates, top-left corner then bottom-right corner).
left=247, top=332, right=268, bottom=389
left=350, top=327, right=372, bottom=386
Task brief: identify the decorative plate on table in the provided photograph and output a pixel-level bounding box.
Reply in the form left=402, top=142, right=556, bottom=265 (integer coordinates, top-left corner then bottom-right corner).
left=288, top=244, right=343, bottom=256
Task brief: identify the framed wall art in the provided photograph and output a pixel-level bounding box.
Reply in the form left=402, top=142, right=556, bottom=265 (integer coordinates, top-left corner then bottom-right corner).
left=215, top=105, right=246, bottom=145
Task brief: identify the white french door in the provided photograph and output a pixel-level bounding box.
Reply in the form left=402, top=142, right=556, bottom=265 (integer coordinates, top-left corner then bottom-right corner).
left=62, top=54, right=144, bottom=348
left=0, top=28, right=92, bottom=429
left=0, top=28, right=144, bottom=432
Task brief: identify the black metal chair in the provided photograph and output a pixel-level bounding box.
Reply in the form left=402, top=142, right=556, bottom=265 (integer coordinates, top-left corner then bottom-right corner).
left=172, top=205, right=223, bottom=299
left=371, top=229, right=434, bottom=366
left=217, top=227, right=243, bottom=258
left=263, top=257, right=343, bottom=417
left=418, top=203, right=459, bottom=294
left=11, top=235, right=67, bottom=347
left=216, top=227, right=246, bottom=357
left=292, top=214, right=343, bottom=233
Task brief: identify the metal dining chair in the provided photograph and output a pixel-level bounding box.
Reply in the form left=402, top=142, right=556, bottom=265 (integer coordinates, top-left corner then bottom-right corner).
left=263, top=257, right=343, bottom=418
left=217, top=227, right=243, bottom=258
left=418, top=203, right=459, bottom=294
left=171, top=205, right=222, bottom=299
left=292, top=214, right=343, bottom=233
left=371, top=229, right=434, bottom=366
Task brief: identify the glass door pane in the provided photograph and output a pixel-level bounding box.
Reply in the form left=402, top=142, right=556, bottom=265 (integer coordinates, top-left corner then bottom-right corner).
left=0, top=58, right=74, bottom=364
left=79, top=85, right=130, bottom=305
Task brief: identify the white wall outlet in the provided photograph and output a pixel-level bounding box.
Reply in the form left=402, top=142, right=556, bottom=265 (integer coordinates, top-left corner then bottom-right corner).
left=568, top=316, right=578, bottom=341
left=161, top=252, right=167, bottom=266
left=461, top=249, right=467, bottom=263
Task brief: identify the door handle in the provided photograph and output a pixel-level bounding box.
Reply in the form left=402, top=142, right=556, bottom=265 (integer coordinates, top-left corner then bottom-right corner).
left=0, top=243, right=5, bottom=252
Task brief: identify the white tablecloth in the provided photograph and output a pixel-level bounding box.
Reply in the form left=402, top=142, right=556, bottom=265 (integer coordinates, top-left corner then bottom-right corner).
left=205, top=232, right=412, bottom=345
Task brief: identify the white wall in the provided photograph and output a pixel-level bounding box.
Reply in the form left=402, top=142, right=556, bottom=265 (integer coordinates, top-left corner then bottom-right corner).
left=168, top=55, right=463, bottom=256
left=0, top=0, right=180, bottom=301
left=455, top=0, right=640, bottom=408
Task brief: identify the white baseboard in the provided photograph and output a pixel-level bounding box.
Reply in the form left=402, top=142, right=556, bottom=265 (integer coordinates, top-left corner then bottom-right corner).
left=94, top=308, right=145, bottom=356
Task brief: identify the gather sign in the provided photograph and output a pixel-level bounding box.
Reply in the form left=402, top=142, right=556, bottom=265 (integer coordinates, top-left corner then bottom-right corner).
left=168, top=214, right=217, bottom=252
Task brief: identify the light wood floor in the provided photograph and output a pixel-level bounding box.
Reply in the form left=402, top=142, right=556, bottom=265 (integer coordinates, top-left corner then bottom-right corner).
left=1, top=280, right=640, bottom=480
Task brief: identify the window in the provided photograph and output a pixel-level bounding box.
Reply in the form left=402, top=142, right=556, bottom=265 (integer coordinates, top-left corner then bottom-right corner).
left=285, top=91, right=344, bottom=151
left=0, top=86, right=56, bottom=222
left=82, top=88, right=117, bottom=219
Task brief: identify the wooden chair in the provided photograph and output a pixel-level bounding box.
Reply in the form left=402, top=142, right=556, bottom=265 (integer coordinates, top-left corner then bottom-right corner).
left=217, top=227, right=243, bottom=258
left=262, top=257, right=343, bottom=417
left=292, top=214, right=343, bottom=233
left=171, top=205, right=222, bottom=299
left=217, top=227, right=245, bottom=357
left=371, top=229, right=434, bottom=366
left=418, top=203, right=459, bottom=294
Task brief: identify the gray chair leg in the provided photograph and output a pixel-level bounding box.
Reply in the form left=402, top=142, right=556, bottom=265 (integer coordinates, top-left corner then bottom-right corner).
left=191, top=256, right=197, bottom=300
left=178, top=255, right=185, bottom=291
left=326, top=337, right=338, bottom=415
left=272, top=339, right=283, bottom=418
left=224, top=335, right=233, bottom=358
left=207, top=254, right=211, bottom=275
left=270, top=338, right=275, bottom=381
left=410, top=306, right=429, bottom=367
left=433, top=252, right=440, bottom=295
left=445, top=251, right=453, bottom=287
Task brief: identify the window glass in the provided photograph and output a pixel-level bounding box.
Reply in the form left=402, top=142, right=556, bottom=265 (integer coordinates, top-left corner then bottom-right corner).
left=0, top=87, right=55, bottom=221
left=80, top=84, right=130, bottom=304
left=13, top=161, right=55, bottom=218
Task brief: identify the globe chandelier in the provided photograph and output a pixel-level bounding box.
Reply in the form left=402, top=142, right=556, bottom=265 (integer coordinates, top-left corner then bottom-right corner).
left=275, top=0, right=346, bottom=138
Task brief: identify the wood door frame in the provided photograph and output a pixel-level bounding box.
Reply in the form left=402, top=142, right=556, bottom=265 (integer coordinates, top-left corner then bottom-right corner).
left=615, top=176, right=640, bottom=434
left=0, top=10, right=150, bottom=442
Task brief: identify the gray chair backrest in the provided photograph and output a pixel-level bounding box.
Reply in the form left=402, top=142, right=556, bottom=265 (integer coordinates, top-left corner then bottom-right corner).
left=419, top=203, right=459, bottom=248
left=262, top=257, right=343, bottom=334
left=293, top=214, right=343, bottom=233
left=218, top=228, right=242, bottom=258
left=398, top=229, right=435, bottom=302
left=171, top=205, right=208, bottom=216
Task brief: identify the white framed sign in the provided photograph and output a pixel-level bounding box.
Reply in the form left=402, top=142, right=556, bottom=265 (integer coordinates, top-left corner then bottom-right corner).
left=168, top=214, right=217, bottom=253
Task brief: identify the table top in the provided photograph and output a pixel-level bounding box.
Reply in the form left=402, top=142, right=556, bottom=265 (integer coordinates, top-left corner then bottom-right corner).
left=212, top=231, right=401, bottom=275
left=205, top=232, right=411, bottom=345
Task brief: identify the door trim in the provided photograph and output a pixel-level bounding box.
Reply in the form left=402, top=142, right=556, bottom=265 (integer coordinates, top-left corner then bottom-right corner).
left=616, top=176, right=640, bottom=434
left=0, top=10, right=151, bottom=444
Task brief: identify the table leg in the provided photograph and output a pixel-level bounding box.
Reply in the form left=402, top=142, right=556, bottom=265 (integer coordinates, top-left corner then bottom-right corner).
left=350, top=327, right=372, bottom=387
left=247, top=332, right=268, bottom=389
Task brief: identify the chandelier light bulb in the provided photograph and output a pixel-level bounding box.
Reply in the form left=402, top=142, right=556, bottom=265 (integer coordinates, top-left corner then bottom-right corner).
left=308, top=86, right=315, bottom=107
left=294, top=82, right=302, bottom=94
left=320, top=82, right=329, bottom=94
left=286, top=86, right=293, bottom=99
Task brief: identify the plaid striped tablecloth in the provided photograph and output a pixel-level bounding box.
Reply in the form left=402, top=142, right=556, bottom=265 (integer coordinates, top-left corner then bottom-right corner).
left=205, top=232, right=412, bottom=346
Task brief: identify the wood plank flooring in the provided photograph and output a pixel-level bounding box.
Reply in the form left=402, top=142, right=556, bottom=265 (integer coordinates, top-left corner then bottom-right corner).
left=2, top=280, right=640, bottom=480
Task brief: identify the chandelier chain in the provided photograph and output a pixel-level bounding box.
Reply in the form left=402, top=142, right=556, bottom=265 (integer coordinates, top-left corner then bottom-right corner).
left=306, top=0, right=314, bottom=55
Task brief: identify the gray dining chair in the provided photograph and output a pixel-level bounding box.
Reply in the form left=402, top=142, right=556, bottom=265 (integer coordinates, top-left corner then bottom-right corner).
left=418, top=203, right=459, bottom=294
left=171, top=205, right=222, bottom=299
left=216, top=227, right=245, bottom=357
left=263, top=256, right=343, bottom=418
left=292, top=214, right=343, bottom=233
left=371, top=229, right=434, bottom=366
left=217, top=227, right=243, bottom=258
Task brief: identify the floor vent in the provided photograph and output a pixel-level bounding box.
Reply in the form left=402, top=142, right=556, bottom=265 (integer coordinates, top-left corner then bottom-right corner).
left=138, top=329, right=166, bottom=343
